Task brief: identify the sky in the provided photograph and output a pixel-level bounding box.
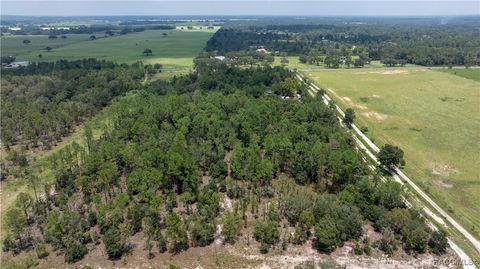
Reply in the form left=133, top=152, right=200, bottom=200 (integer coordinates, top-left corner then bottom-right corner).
left=1, top=0, right=479, bottom=16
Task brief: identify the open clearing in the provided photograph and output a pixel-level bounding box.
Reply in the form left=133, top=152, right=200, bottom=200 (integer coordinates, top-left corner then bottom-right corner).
left=1, top=29, right=215, bottom=69
left=436, top=68, right=480, bottom=82
left=306, top=68, right=480, bottom=239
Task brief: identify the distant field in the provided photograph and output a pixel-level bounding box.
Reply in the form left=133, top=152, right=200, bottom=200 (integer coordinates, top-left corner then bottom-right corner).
left=436, top=68, right=480, bottom=82
left=306, top=68, right=480, bottom=236
left=1, top=29, right=215, bottom=68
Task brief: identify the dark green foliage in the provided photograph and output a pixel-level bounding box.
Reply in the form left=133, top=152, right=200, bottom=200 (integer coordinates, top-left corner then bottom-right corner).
left=259, top=243, right=269, bottom=254
left=1, top=59, right=144, bottom=149
left=378, top=228, right=398, bottom=256
left=254, top=220, right=279, bottom=247
left=103, top=227, right=125, bottom=260
left=428, top=230, right=449, bottom=255
left=43, top=210, right=87, bottom=251
left=143, top=48, right=153, bottom=56
left=343, top=108, right=355, bottom=128
left=165, top=213, right=188, bottom=252
left=222, top=211, right=243, bottom=244
left=156, top=231, right=167, bottom=253
left=378, top=144, right=405, bottom=168
left=4, top=208, right=27, bottom=240
left=189, top=214, right=215, bottom=247
left=403, top=223, right=429, bottom=254
left=35, top=243, right=49, bottom=259
left=314, top=217, right=339, bottom=253
left=376, top=181, right=403, bottom=210
left=64, top=240, right=88, bottom=263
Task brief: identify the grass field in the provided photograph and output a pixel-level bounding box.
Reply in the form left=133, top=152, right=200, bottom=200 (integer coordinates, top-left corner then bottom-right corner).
left=305, top=68, right=480, bottom=237
left=1, top=29, right=215, bottom=69
left=436, top=68, right=480, bottom=82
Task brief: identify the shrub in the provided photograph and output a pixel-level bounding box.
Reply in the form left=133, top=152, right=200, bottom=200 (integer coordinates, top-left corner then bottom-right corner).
left=35, top=243, right=49, bottom=259
left=428, top=230, right=448, bottom=255
left=259, top=243, right=269, bottom=254
left=104, top=227, right=125, bottom=260
left=64, top=241, right=87, bottom=263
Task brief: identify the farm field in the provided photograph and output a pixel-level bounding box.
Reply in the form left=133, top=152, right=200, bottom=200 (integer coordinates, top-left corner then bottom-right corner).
left=436, top=67, right=480, bottom=82
left=1, top=33, right=97, bottom=57
left=305, top=68, right=480, bottom=237
left=1, top=29, right=215, bottom=69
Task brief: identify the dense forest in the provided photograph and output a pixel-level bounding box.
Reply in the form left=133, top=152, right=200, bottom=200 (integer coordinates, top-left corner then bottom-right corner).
left=206, top=21, right=480, bottom=66
left=0, top=59, right=146, bottom=172
left=2, top=62, right=448, bottom=265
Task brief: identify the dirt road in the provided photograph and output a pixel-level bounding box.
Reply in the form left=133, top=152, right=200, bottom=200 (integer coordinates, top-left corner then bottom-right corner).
left=297, top=73, right=478, bottom=269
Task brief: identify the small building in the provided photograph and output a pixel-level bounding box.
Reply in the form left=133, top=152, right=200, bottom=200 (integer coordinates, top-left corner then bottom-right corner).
left=214, top=56, right=226, bottom=61
left=256, top=47, right=269, bottom=53
left=4, top=61, right=30, bottom=69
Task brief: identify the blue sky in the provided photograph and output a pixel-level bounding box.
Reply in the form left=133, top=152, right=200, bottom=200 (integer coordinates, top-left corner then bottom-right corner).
left=1, top=0, right=479, bottom=16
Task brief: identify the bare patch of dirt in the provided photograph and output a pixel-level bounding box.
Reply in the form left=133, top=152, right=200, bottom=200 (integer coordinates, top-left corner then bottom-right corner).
left=341, top=96, right=368, bottom=110
left=431, top=164, right=458, bottom=189
left=360, top=111, right=389, bottom=122
left=436, top=179, right=454, bottom=189
left=374, top=70, right=410, bottom=75
left=4, top=227, right=458, bottom=269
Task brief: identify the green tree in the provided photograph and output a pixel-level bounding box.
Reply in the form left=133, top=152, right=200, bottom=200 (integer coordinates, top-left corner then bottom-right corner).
left=143, top=48, right=153, bottom=56
left=104, top=227, right=126, bottom=260
left=354, top=58, right=365, bottom=68
left=254, top=220, right=279, bottom=247
left=165, top=212, right=188, bottom=252
left=64, top=240, right=87, bottom=263
left=378, top=228, right=398, bottom=256
left=143, top=217, right=156, bottom=258
left=314, top=216, right=339, bottom=253
left=377, top=181, right=403, bottom=210
left=343, top=108, right=355, bottom=128
left=15, top=192, right=33, bottom=217
left=403, top=224, right=428, bottom=254
left=281, top=77, right=298, bottom=97
left=189, top=215, right=215, bottom=247
left=222, top=211, right=243, bottom=244
left=4, top=208, right=27, bottom=240
left=428, top=230, right=448, bottom=255
left=378, top=144, right=405, bottom=168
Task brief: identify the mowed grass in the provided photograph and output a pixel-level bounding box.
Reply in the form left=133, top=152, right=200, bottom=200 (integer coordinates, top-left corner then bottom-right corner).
left=306, top=68, right=480, bottom=236
left=1, top=29, right=215, bottom=69
left=436, top=68, right=480, bottom=82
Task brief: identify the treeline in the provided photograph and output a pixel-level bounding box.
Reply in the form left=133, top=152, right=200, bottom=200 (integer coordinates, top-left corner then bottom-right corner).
left=0, top=59, right=145, bottom=151
left=206, top=22, right=480, bottom=66
left=0, top=24, right=175, bottom=36
left=3, top=64, right=448, bottom=265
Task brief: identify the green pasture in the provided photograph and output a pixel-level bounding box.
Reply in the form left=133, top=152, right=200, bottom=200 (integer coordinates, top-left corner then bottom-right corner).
left=306, top=68, right=480, bottom=237
left=1, top=29, right=214, bottom=68
left=436, top=68, right=480, bottom=82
